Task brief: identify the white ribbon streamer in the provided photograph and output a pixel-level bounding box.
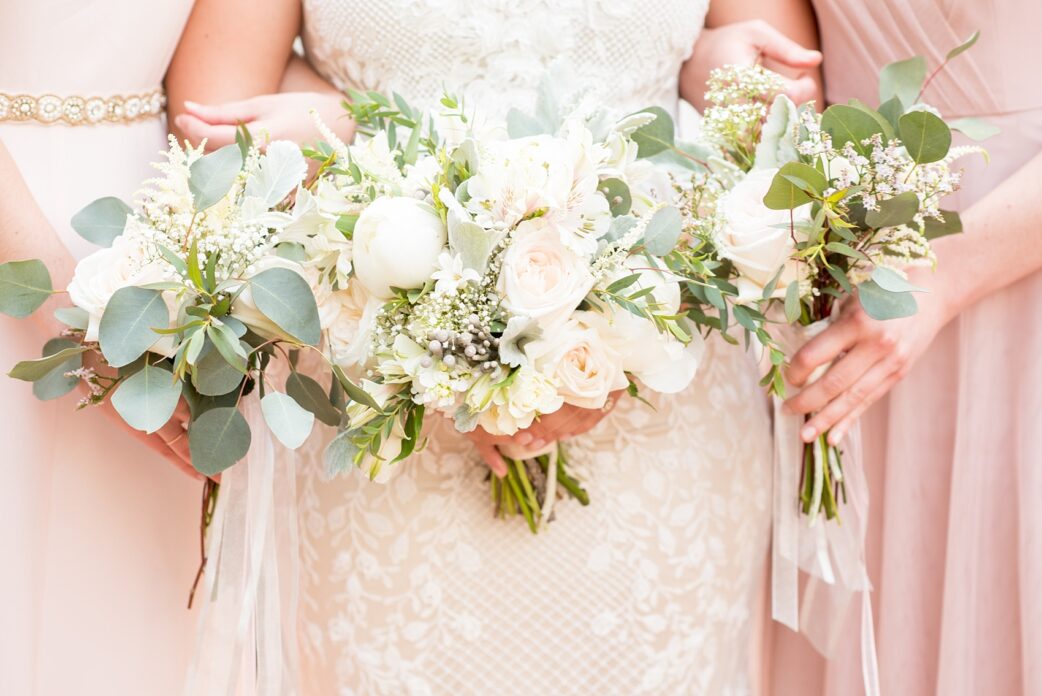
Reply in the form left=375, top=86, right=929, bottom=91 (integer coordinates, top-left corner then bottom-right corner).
left=184, top=396, right=301, bottom=696
left=770, top=321, right=879, bottom=696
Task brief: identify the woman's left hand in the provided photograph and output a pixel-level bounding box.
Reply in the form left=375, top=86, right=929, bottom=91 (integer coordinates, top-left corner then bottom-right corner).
left=783, top=269, right=956, bottom=445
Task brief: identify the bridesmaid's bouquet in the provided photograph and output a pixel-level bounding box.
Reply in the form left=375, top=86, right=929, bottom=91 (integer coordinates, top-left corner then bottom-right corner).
left=680, top=33, right=990, bottom=521
left=308, top=90, right=716, bottom=532
left=0, top=132, right=338, bottom=476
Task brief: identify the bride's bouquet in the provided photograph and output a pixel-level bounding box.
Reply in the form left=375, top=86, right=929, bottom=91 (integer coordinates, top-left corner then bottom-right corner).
left=679, top=33, right=989, bottom=522
left=304, top=90, right=714, bottom=531
left=0, top=131, right=332, bottom=476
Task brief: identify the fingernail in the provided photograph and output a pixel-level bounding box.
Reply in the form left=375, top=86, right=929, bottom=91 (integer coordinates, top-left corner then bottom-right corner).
left=517, top=431, right=533, bottom=445
left=800, top=425, right=816, bottom=442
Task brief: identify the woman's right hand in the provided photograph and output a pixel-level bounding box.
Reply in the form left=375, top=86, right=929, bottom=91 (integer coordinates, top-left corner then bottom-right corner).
left=101, top=398, right=201, bottom=480
left=173, top=91, right=354, bottom=152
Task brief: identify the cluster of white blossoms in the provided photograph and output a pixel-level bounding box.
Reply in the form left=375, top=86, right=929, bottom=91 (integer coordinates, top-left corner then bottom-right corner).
left=700, top=65, right=786, bottom=164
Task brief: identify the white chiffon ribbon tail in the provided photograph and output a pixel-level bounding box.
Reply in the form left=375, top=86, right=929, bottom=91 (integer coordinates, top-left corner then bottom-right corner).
left=183, top=396, right=301, bottom=696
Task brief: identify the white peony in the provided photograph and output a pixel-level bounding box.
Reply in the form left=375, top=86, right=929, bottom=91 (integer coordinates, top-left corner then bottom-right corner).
left=352, top=197, right=447, bottom=299
left=321, top=280, right=381, bottom=370
left=530, top=319, right=628, bottom=409
left=68, top=233, right=177, bottom=355
left=498, top=218, right=594, bottom=332
left=716, top=167, right=811, bottom=304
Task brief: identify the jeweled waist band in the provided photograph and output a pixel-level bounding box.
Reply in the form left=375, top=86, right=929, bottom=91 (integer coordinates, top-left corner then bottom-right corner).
left=0, top=89, right=166, bottom=126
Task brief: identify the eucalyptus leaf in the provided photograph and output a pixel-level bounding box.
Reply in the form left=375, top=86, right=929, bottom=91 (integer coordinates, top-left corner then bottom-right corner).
left=332, top=365, right=384, bottom=412
left=191, top=340, right=245, bottom=396
left=207, top=324, right=248, bottom=374
left=821, top=104, right=885, bottom=154
left=946, top=30, right=980, bottom=61
left=261, top=391, right=315, bottom=449
left=111, top=364, right=182, bottom=433
left=763, top=162, right=827, bottom=210
left=189, top=144, right=243, bottom=211
left=189, top=406, right=251, bottom=476
left=630, top=107, right=675, bottom=158
left=8, top=346, right=88, bottom=381
left=899, top=110, right=951, bottom=164
left=923, top=210, right=963, bottom=239
left=642, top=206, right=682, bottom=256
left=858, top=280, right=918, bottom=320
left=70, top=197, right=132, bottom=247
left=32, top=338, right=82, bottom=401
left=286, top=372, right=341, bottom=427
left=949, top=117, right=1000, bottom=142
left=599, top=177, right=632, bottom=216
left=879, top=56, right=926, bottom=108
left=871, top=266, right=926, bottom=293
left=865, top=191, right=920, bottom=229
left=604, top=215, right=637, bottom=244
left=878, top=97, right=904, bottom=131
left=784, top=281, right=802, bottom=324
left=249, top=267, right=321, bottom=345
left=0, top=260, right=53, bottom=318
left=98, top=286, right=169, bottom=367
left=53, top=306, right=90, bottom=330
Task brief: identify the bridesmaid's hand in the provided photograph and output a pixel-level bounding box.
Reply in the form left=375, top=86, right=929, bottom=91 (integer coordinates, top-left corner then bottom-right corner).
left=465, top=393, right=622, bottom=476
left=783, top=269, right=956, bottom=446
left=173, top=92, right=354, bottom=151
left=100, top=398, right=201, bottom=480
left=681, top=19, right=823, bottom=111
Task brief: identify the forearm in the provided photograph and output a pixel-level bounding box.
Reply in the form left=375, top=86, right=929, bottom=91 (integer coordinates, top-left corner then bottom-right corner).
left=279, top=54, right=341, bottom=96
left=931, top=151, right=1042, bottom=321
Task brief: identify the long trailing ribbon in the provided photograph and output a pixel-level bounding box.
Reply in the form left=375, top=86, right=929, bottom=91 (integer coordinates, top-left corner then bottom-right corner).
left=771, top=321, right=879, bottom=696
left=184, top=395, right=301, bottom=696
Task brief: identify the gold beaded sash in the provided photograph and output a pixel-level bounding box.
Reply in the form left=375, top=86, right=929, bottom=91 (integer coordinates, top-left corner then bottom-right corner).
left=0, top=89, right=166, bottom=126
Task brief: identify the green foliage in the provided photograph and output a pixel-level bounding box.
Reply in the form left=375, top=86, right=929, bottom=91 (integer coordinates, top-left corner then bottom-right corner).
left=191, top=339, right=245, bottom=396
left=642, top=206, right=682, bottom=256
left=8, top=345, right=88, bottom=381
left=248, top=268, right=321, bottom=346
left=189, top=144, right=243, bottom=211
left=189, top=406, right=251, bottom=476
left=0, top=259, right=53, bottom=318
left=821, top=104, right=886, bottom=155
left=879, top=56, right=926, bottom=109
left=865, top=191, right=920, bottom=229
left=763, top=162, right=827, bottom=210
left=70, top=197, right=132, bottom=247
left=323, top=427, right=361, bottom=477
left=898, top=110, right=951, bottom=164
left=630, top=107, right=675, bottom=158
left=949, top=117, right=1000, bottom=141
left=32, top=338, right=82, bottom=401
left=599, top=178, right=632, bottom=216
left=332, top=365, right=384, bottom=412
left=286, top=371, right=341, bottom=427
left=98, top=286, right=168, bottom=367
left=946, top=30, right=980, bottom=61
left=923, top=210, right=963, bottom=239
left=260, top=391, right=315, bottom=449
left=111, top=364, right=182, bottom=433
left=858, top=267, right=925, bottom=320
left=54, top=306, right=89, bottom=330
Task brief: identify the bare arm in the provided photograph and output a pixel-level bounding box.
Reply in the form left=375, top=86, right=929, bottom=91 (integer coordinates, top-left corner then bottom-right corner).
left=681, top=0, right=823, bottom=111
left=786, top=151, right=1042, bottom=443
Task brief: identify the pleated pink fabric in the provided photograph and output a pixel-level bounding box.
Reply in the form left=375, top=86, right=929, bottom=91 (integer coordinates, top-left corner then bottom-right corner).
left=769, top=2, right=1042, bottom=695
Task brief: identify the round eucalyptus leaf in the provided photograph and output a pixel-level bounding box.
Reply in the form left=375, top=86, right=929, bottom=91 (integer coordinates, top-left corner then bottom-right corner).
left=261, top=391, right=315, bottom=450
left=189, top=144, right=243, bottom=211
left=858, top=280, right=918, bottom=321
left=98, top=286, right=169, bottom=367
left=821, top=104, right=885, bottom=155
left=32, top=338, right=82, bottom=401
left=898, top=110, right=951, bottom=164
left=111, top=364, right=182, bottom=434
left=248, top=268, right=321, bottom=346
left=762, top=162, right=827, bottom=210
left=286, top=372, right=341, bottom=427
left=0, top=260, right=53, bottom=318
left=54, top=306, right=90, bottom=330
left=191, top=340, right=245, bottom=396
left=189, top=406, right=251, bottom=476
left=599, top=178, right=631, bottom=217
left=642, top=206, right=683, bottom=256
left=70, top=196, right=132, bottom=247
left=864, top=191, right=920, bottom=229
left=878, top=56, right=926, bottom=109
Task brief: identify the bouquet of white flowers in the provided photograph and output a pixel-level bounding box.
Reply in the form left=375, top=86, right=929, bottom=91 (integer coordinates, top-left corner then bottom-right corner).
left=0, top=130, right=333, bottom=477
left=305, top=90, right=712, bottom=532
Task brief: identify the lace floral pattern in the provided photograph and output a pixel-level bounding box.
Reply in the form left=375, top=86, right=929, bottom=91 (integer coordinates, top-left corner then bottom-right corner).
left=296, top=2, right=773, bottom=693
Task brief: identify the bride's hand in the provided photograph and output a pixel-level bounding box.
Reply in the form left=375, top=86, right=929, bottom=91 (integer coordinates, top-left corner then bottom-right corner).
left=465, top=394, right=622, bottom=476
left=100, top=397, right=201, bottom=480
left=681, top=19, right=823, bottom=111
left=173, top=91, right=355, bottom=151
left=783, top=268, right=956, bottom=446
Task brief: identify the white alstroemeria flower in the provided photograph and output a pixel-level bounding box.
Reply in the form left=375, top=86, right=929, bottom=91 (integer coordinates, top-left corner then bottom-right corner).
left=431, top=251, right=480, bottom=296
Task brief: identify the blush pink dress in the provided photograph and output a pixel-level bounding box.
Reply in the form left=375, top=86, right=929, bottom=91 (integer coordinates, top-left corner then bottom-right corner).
left=770, top=2, right=1042, bottom=695
left=0, top=2, right=198, bottom=695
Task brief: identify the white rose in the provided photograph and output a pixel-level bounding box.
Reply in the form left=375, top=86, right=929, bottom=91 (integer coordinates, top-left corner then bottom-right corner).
left=324, top=281, right=381, bottom=370
left=68, top=233, right=177, bottom=355
left=498, top=219, right=594, bottom=332
left=716, top=168, right=811, bottom=304
left=531, top=319, right=628, bottom=409
left=474, top=367, right=564, bottom=436
left=353, top=197, right=446, bottom=299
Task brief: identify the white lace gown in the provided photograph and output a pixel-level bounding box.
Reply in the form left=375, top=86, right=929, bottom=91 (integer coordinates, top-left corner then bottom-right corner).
left=296, top=2, right=773, bottom=694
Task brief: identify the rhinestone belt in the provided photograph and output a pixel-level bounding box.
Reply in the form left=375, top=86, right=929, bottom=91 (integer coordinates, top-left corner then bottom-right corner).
left=0, top=89, right=166, bottom=126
